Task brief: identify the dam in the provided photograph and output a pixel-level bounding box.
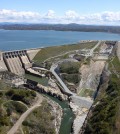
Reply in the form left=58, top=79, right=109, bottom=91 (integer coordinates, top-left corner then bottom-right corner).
left=0, top=50, right=32, bottom=76
left=0, top=51, right=8, bottom=72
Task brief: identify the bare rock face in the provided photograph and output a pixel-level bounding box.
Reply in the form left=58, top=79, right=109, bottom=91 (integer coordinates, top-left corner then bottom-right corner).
left=37, top=78, right=67, bottom=100
left=78, top=60, right=106, bottom=91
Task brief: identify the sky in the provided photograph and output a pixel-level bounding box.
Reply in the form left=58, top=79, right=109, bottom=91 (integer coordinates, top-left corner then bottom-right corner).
left=0, top=0, right=120, bottom=25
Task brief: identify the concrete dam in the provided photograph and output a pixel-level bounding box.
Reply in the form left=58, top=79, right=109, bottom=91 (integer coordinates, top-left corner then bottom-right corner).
left=0, top=50, right=32, bottom=76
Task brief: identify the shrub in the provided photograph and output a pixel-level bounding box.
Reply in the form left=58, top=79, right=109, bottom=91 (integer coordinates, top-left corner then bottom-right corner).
left=0, top=92, right=3, bottom=97
left=5, top=89, right=36, bottom=105
left=5, top=90, right=15, bottom=97
left=5, top=101, right=27, bottom=115
left=22, top=101, right=56, bottom=134
left=62, top=74, right=80, bottom=84
left=0, top=116, right=10, bottom=126
left=84, top=76, right=120, bottom=134
left=30, top=90, right=36, bottom=97
left=59, top=61, right=80, bottom=74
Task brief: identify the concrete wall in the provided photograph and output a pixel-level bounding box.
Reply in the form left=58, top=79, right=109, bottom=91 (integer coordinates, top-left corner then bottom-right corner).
left=27, top=48, right=41, bottom=60
left=3, top=50, right=31, bottom=75
left=0, top=51, right=8, bottom=72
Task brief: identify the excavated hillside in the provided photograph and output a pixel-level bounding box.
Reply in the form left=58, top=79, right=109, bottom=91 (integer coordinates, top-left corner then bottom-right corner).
left=117, top=42, right=120, bottom=61
left=78, top=60, right=106, bottom=95
left=80, top=42, right=120, bottom=134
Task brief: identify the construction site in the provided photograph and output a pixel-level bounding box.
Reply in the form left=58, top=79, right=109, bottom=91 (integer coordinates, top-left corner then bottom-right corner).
left=0, top=40, right=119, bottom=134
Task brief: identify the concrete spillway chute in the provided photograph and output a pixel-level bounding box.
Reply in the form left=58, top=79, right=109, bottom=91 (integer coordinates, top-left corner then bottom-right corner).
left=0, top=51, right=8, bottom=72
left=2, top=50, right=32, bottom=76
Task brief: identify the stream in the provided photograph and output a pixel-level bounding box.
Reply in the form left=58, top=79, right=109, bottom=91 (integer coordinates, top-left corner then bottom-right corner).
left=44, top=94, right=74, bottom=134
left=25, top=74, right=75, bottom=134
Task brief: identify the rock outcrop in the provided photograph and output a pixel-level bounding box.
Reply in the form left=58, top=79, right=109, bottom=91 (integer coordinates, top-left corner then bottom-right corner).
left=37, top=78, right=67, bottom=100
left=45, top=96, right=63, bottom=134
left=70, top=102, right=88, bottom=134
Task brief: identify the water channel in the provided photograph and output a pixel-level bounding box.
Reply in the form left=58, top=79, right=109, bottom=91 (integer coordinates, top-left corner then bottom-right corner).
left=44, top=94, right=74, bottom=134
left=25, top=73, right=74, bottom=134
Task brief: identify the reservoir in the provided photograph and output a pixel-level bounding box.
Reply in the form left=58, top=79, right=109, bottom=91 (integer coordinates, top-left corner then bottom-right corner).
left=0, top=30, right=120, bottom=51
left=1, top=30, right=119, bottom=133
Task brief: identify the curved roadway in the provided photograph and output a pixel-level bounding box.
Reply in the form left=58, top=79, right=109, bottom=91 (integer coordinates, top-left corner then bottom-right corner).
left=7, top=93, right=43, bottom=134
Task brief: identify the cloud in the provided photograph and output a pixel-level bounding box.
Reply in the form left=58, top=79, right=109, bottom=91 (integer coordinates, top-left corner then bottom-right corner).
left=45, top=10, right=55, bottom=18
left=0, top=9, right=41, bottom=23
left=0, top=9, right=120, bottom=25
left=65, top=10, right=78, bottom=19
left=101, top=11, right=120, bottom=22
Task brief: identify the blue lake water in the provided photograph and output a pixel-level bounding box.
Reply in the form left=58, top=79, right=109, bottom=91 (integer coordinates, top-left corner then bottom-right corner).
left=0, top=30, right=120, bottom=51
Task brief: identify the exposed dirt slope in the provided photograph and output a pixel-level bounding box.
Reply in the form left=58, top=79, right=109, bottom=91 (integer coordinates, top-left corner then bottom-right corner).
left=117, top=42, right=120, bottom=61
left=78, top=60, right=106, bottom=92
left=27, top=48, right=41, bottom=60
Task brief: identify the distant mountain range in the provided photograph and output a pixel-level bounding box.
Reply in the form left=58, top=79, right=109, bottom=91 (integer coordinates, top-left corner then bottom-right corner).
left=0, top=23, right=120, bottom=34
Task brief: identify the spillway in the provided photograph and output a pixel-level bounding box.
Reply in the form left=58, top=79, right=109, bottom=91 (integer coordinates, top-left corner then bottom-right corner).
left=0, top=51, right=8, bottom=72
left=3, top=50, right=32, bottom=76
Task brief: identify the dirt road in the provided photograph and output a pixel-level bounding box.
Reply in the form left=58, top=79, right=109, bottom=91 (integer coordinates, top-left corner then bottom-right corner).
left=7, top=92, right=43, bottom=134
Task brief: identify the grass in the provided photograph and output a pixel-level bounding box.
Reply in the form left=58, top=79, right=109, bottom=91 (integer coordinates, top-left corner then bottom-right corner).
left=112, top=56, right=120, bottom=73
left=0, top=80, right=11, bottom=91
left=109, top=55, right=120, bottom=83
left=25, top=73, right=48, bottom=86
left=79, top=89, right=94, bottom=97
left=83, top=57, right=91, bottom=65
left=34, top=41, right=97, bottom=63
left=94, top=41, right=103, bottom=52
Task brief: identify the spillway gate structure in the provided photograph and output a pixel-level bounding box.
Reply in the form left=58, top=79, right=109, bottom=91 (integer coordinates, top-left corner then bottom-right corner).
left=2, top=50, right=32, bottom=76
